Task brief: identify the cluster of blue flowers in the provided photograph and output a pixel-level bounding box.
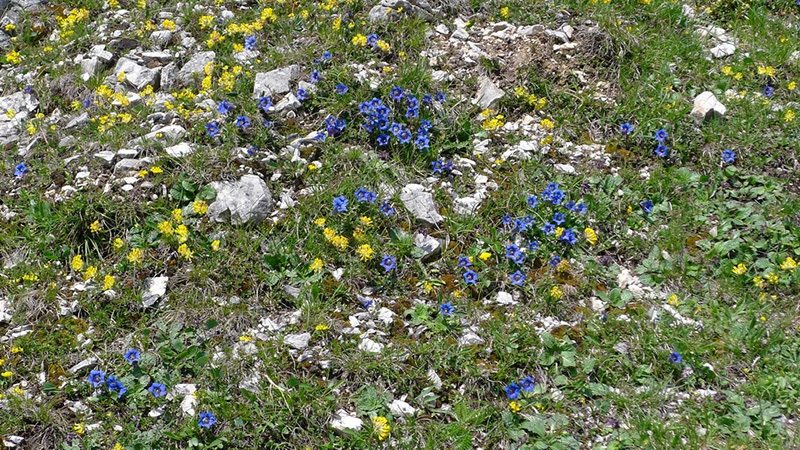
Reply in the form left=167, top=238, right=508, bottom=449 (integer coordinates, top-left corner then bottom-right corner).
left=653, top=128, right=669, bottom=157
left=333, top=187, right=396, bottom=216
left=357, top=86, right=444, bottom=150
left=85, top=349, right=143, bottom=400
left=504, top=376, right=535, bottom=399
left=456, top=255, right=479, bottom=285
left=431, top=159, right=454, bottom=175
left=323, top=115, right=347, bottom=137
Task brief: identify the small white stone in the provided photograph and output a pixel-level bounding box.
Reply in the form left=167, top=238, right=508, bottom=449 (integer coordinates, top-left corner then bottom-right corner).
left=330, top=409, right=363, bottom=432
left=388, top=399, right=417, bottom=417
left=358, top=337, right=384, bottom=353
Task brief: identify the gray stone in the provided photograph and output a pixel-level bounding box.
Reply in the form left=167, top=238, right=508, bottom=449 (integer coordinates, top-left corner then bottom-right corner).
left=545, top=29, right=570, bottom=43
left=149, top=30, right=173, bottom=48
left=473, top=77, right=505, bottom=110
left=413, top=232, right=442, bottom=262
left=208, top=174, right=273, bottom=225
left=710, top=43, right=735, bottom=58
left=451, top=28, right=469, bottom=40
left=434, top=24, right=449, bottom=35
left=554, top=164, right=576, bottom=174
left=3, top=435, right=24, bottom=447
left=358, top=337, right=384, bottom=353
left=94, top=151, right=116, bottom=164
left=273, top=92, right=302, bottom=114
left=88, top=44, right=114, bottom=63
left=142, top=51, right=173, bottom=64
left=114, top=58, right=159, bottom=91
left=517, top=24, right=545, bottom=36
left=68, top=357, right=98, bottom=374
left=80, top=57, right=102, bottom=81
left=141, top=276, right=169, bottom=308
left=388, top=399, right=416, bottom=417
left=368, top=0, right=435, bottom=22
left=113, top=158, right=149, bottom=173
left=330, top=410, right=363, bottom=432
left=116, top=148, right=139, bottom=158
left=0, top=90, right=38, bottom=121
left=690, top=91, right=726, bottom=121
left=0, top=299, right=11, bottom=323
left=128, top=124, right=186, bottom=146
left=400, top=183, right=443, bottom=226
left=165, top=142, right=194, bottom=158
left=160, top=62, right=178, bottom=91
left=66, top=112, right=90, bottom=129
left=252, top=65, right=300, bottom=98
left=495, top=291, right=518, bottom=306
left=284, top=332, right=311, bottom=350
left=458, top=328, right=485, bottom=346
left=178, top=51, right=215, bottom=84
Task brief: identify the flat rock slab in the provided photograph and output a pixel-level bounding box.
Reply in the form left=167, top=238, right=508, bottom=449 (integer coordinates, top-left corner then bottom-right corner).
left=473, top=77, right=505, bottom=110
left=178, top=51, right=215, bottom=84
left=400, top=184, right=443, bottom=226
left=142, top=276, right=169, bottom=308
left=207, top=174, right=273, bottom=225
left=252, top=65, right=300, bottom=98
left=691, top=91, right=726, bottom=121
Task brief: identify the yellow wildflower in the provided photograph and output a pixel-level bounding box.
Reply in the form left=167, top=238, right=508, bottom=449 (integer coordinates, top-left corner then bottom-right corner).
left=26, top=122, right=36, bottom=135
left=509, top=401, right=521, bottom=413
left=83, top=266, right=97, bottom=280
left=177, top=243, right=194, bottom=260
left=211, top=240, right=221, bottom=251
left=172, top=208, right=183, bottom=223
left=103, top=275, right=115, bottom=291
left=788, top=81, right=796, bottom=91
left=10, top=347, right=22, bottom=354
left=309, top=258, right=324, bottom=272
left=117, top=71, right=126, bottom=83
left=357, top=244, right=375, bottom=261
left=540, top=118, right=555, bottom=129
left=12, top=387, right=24, bottom=395
left=22, top=273, right=38, bottom=282
left=127, top=248, right=144, bottom=264
left=71, top=255, right=84, bottom=271
left=5, top=50, right=21, bottom=64
left=332, top=17, right=342, bottom=31
left=500, top=6, right=509, bottom=18
left=721, top=66, right=733, bottom=76
left=785, top=109, right=796, bottom=122
left=239, top=335, right=252, bottom=342
left=314, top=218, right=326, bottom=227
left=731, top=263, right=747, bottom=275
left=73, top=423, right=85, bottom=435
left=555, top=227, right=564, bottom=239
left=1, top=371, right=12, bottom=377
left=138, top=170, right=149, bottom=178
left=301, top=10, right=310, bottom=19
left=113, top=238, right=125, bottom=249
left=479, top=252, right=492, bottom=261
left=331, top=235, right=349, bottom=249
left=158, top=221, right=174, bottom=236
left=752, top=276, right=765, bottom=289
left=757, top=66, right=776, bottom=77
left=323, top=227, right=337, bottom=241
left=113, top=443, right=123, bottom=450
left=584, top=227, right=598, bottom=245
left=766, top=272, right=779, bottom=284
left=6, top=109, right=15, bottom=118
left=351, top=33, right=367, bottom=46
left=549, top=285, right=564, bottom=299
left=193, top=200, right=209, bottom=215
left=315, top=324, right=329, bottom=331
left=556, top=260, right=570, bottom=272
left=780, top=256, right=797, bottom=271
left=373, top=416, right=390, bottom=441
left=376, top=40, right=391, bottom=52
left=90, top=220, right=102, bottom=233
left=667, top=294, right=680, bottom=306
left=353, top=228, right=366, bottom=242
left=161, top=19, right=176, bottom=31
left=150, top=166, right=163, bottom=174
left=175, top=224, right=188, bottom=243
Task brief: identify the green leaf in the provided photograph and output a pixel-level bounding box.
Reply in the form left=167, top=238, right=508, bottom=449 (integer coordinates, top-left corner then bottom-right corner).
left=520, top=419, right=547, bottom=437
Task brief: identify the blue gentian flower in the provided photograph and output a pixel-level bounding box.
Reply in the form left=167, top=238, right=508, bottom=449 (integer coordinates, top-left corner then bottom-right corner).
left=655, top=128, right=668, bottom=142
left=406, top=107, right=418, bottom=119
left=381, top=255, right=397, bottom=272
left=333, top=196, right=348, bottom=212
left=654, top=144, right=668, bottom=158
left=379, top=202, right=395, bottom=216
left=549, top=190, right=564, bottom=205
left=572, top=202, right=587, bottom=215
left=257, top=96, right=272, bottom=112
left=422, top=93, right=432, bottom=105
left=205, top=122, right=220, bottom=138
left=514, top=218, right=529, bottom=233
left=528, top=241, right=540, bottom=252
left=377, top=134, right=390, bottom=146
left=434, top=91, right=446, bottom=103
left=640, top=200, right=654, bottom=214
left=366, top=34, right=379, bottom=48
left=419, top=120, right=432, bottom=131
left=87, top=369, right=105, bottom=388
left=549, top=256, right=561, bottom=267
left=415, top=135, right=430, bottom=150
left=370, top=97, right=383, bottom=109
left=296, top=88, right=308, bottom=101
left=148, top=382, right=167, bottom=397
left=235, top=115, right=251, bottom=129
left=377, top=118, right=390, bottom=130
left=398, top=129, right=412, bottom=144
left=244, top=35, right=257, bottom=50
left=504, top=382, right=521, bottom=400
left=669, top=351, right=682, bottom=364
left=335, top=83, right=348, bottom=95
left=763, top=86, right=774, bottom=98
left=199, top=412, right=217, bottom=428
left=14, top=162, right=28, bottom=177
left=510, top=270, right=526, bottom=286
left=218, top=100, right=234, bottom=114
left=359, top=102, right=372, bottom=114
left=505, top=244, right=521, bottom=261
left=124, top=349, right=140, bottom=364
left=432, top=159, right=443, bottom=174
left=520, top=376, right=535, bottom=392
left=541, top=222, right=555, bottom=235
left=553, top=212, right=566, bottom=225
left=463, top=269, right=478, bottom=285
left=501, top=214, right=512, bottom=227
left=355, top=187, right=377, bottom=203
left=527, top=195, right=538, bottom=208
left=406, top=95, right=419, bottom=109
left=722, top=149, right=735, bottom=164
left=106, top=375, right=127, bottom=399
left=390, top=86, right=405, bottom=101
left=390, top=122, right=403, bottom=136
left=559, top=228, right=577, bottom=245
left=457, top=256, right=472, bottom=268
left=321, top=51, right=333, bottom=61
left=83, top=97, right=92, bottom=108
left=310, top=70, right=321, bottom=83
left=620, top=122, right=633, bottom=135
left=564, top=200, right=575, bottom=211
left=440, top=302, right=455, bottom=316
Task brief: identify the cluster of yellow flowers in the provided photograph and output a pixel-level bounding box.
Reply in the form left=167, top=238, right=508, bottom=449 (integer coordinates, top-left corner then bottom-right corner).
left=480, top=109, right=505, bottom=131
left=514, top=87, right=547, bottom=109
left=71, top=253, right=115, bottom=290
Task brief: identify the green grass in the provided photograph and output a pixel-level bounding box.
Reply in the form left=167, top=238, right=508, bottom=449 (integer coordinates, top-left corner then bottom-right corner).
left=0, top=0, right=799, bottom=448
